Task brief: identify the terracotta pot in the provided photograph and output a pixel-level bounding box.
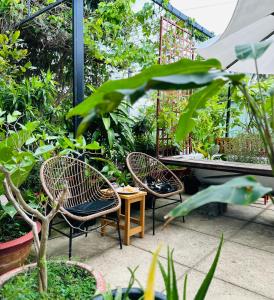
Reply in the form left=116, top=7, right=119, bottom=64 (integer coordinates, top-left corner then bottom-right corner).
left=0, top=261, right=106, bottom=294
left=0, top=221, right=41, bottom=275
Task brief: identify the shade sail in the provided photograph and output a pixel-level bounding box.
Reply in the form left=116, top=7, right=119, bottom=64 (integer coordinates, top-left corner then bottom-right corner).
left=197, top=0, right=274, bottom=74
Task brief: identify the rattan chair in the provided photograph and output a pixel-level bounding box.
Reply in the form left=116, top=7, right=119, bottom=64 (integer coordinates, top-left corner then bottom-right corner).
left=126, top=152, right=184, bottom=235
left=40, top=156, right=122, bottom=259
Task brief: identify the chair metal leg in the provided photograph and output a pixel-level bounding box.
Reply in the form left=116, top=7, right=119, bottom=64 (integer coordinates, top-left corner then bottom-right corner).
left=152, top=197, right=156, bottom=235
left=69, top=226, right=73, bottom=260
left=116, top=212, right=122, bottom=249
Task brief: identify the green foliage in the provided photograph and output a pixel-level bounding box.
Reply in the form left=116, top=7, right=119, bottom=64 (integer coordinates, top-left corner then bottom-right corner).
left=92, top=157, right=131, bottom=185
left=0, top=262, right=97, bottom=299
left=133, top=106, right=156, bottom=156
left=175, top=80, right=226, bottom=142
left=0, top=217, right=30, bottom=242
left=223, top=133, right=267, bottom=164
left=0, top=31, right=67, bottom=132
left=167, top=176, right=271, bottom=219
left=190, top=86, right=241, bottom=157
left=89, top=101, right=135, bottom=162
left=85, top=0, right=159, bottom=70
left=158, top=248, right=179, bottom=300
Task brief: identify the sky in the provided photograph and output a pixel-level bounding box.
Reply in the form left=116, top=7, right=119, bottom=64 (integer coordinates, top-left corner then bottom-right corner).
left=134, top=0, right=238, bottom=35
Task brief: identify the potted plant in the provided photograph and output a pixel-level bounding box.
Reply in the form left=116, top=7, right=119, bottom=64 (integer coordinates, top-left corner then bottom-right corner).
left=0, top=162, right=106, bottom=299
left=0, top=197, right=41, bottom=275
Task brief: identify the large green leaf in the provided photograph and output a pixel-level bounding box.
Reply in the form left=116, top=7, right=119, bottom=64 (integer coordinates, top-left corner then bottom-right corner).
left=68, top=59, right=222, bottom=117
left=102, top=117, right=111, bottom=130
left=107, top=128, right=115, bottom=149
left=194, top=235, right=223, bottom=300
left=167, top=176, right=271, bottom=219
left=235, top=41, right=272, bottom=61
left=175, top=80, right=226, bottom=142
left=68, top=58, right=245, bottom=136
left=67, top=59, right=233, bottom=136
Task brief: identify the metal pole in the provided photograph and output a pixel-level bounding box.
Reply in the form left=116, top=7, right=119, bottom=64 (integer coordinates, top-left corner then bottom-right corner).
left=225, top=85, right=232, bottom=138
left=72, top=0, right=84, bottom=137
left=156, top=16, right=164, bottom=158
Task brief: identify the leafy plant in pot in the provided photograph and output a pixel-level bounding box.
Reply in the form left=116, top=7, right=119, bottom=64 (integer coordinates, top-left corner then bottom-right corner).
left=0, top=196, right=41, bottom=275
left=0, top=163, right=105, bottom=299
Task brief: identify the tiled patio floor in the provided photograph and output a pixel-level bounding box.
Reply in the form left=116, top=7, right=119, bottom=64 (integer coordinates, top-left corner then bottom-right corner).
left=48, top=195, right=274, bottom=299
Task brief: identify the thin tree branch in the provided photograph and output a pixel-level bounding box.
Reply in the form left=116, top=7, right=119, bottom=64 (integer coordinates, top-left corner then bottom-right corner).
left=3, top=179, right=40, bottom=254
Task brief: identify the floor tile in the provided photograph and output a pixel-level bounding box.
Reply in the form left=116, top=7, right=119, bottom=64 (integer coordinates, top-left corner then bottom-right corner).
left=177, top=269, right=268, bottom=300
left=132, top=223, right=220, bottom=268
left=195, top=240, right=274, bottom=299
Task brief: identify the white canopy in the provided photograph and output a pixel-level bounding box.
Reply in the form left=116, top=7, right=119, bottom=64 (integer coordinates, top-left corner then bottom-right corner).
left=197, top=0, right=274, bottom=74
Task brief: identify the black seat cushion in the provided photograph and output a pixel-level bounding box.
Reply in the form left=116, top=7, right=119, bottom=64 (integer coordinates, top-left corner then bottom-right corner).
left=146, top=176, right=176, bottom=194
left=66, top=199, right=115, bottom=216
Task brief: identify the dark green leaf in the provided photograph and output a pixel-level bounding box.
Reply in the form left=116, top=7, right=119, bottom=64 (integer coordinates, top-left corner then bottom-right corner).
left=183, top=274, right=188, bottom=300
left=107, top=128, right=115, bottom=149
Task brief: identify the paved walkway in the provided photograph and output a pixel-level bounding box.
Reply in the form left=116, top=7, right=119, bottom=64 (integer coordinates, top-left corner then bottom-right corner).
left=48, top=195, right=274, bottom=299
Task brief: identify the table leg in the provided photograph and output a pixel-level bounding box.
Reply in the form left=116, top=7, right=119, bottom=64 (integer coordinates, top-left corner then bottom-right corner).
left=124, top=200, right=131, bottom=245
left=140, top=196, right=145, bottom=238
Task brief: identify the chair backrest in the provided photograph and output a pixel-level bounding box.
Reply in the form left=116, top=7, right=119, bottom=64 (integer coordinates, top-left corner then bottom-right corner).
left=40, top=156, right=113, bottom=209
left=126, top=152, right=183, bottom=191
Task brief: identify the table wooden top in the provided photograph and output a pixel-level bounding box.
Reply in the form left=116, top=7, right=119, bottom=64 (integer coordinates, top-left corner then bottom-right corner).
left=160, top=156, right=273, bottom=177
left=118, top=190, right=147, bottom=200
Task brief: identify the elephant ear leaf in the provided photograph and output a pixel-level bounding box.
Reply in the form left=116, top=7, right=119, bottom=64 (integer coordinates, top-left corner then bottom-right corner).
left=235, top=40, right=272, bottom=60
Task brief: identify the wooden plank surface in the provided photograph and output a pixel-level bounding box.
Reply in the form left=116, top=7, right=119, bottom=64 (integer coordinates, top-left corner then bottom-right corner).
left=160, top=156, right=273, bottom=177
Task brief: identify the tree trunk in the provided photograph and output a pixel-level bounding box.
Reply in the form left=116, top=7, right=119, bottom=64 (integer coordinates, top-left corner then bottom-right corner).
left=38, top=219, right=49, bottom=292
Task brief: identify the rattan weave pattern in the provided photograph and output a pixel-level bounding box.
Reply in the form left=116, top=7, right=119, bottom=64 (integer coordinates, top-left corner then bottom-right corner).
left=40, top=156, right=121, bottom=222
left=126, top=152, right=184, bottom=198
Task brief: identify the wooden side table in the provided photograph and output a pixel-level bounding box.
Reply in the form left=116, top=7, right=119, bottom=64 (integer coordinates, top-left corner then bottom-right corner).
left=101, top=191, right=147, bottom=245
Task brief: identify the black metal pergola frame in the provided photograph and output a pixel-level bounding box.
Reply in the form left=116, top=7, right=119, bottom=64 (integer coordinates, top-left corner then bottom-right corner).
left=16, top=0, right=212, bottom=135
